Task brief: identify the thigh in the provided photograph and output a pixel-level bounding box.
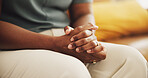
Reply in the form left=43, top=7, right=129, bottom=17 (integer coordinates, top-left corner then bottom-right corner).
left=87, top=42, right=147, bottom=78
left=0, top=50, right=91, bottom=78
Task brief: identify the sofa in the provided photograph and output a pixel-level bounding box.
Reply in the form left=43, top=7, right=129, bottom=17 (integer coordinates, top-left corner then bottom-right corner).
left=93, top=0, right=148, bottom=61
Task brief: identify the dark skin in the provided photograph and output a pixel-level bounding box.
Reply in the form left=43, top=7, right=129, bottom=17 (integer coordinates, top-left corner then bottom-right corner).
left=0, top=1, right=106, bottom=63
left=69, top=3, right=95, bottom=27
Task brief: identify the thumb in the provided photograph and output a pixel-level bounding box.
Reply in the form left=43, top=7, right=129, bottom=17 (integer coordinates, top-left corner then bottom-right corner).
left=89, top=23, right=99, bottom=30
left=64, top=26, right=74, bottom=35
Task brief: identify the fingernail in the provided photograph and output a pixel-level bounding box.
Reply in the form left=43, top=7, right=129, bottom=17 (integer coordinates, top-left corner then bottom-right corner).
left=68, top=44, right=73, bottom=49
left=94, top=26, right=98, bottom=30
left=66, top=29, right=70, bottom=35
left=70, top=37, right=74, bottom=42
left=76, top=48, right=80, bottom=53
left=91, top=26, right=98, bottom=30
left=87, top=50, right=92, bottom=53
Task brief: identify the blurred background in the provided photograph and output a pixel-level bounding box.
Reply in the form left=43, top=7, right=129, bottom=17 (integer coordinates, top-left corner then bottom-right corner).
left=92, top=0, right=148, bottom=60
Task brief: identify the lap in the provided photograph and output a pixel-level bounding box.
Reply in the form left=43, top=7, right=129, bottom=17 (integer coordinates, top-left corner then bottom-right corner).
left=88, top=42, right=147, bottom=78
left=0, top=43, right=147, bottom=78
left=0, top=50, right=90, bottom=78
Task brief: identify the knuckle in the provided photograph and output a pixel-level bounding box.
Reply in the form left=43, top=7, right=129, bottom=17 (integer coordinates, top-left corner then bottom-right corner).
left=92, top=47, right=98, bottom=53
left=81, top=46, right=84, bottom=50
left=81, top=38, right=87, bottom=44
left=88, top=30, right=93, bottom=35
left=73, top=36, right=78, bottom=40
left=100, top=53, right=106, bottom=60
left=75, top=41, right=80, bottom=46
left=76, top=26, right=83, bottom=31
left=87, top=36, right=92, bottom=41
left=80, top=46, right=85, bottom=51
left=86, top=30, right=92, bottom=36
left=72, top=42, right=76, bottom=47
left=90, top=36, right=96, bottom=41
left=100, top=45, right=104, bottom=51
left=93, top=36, right=97, bottom=40
left=88, top=23, right=94, bottom=27
left=82, top=31, right=88, bottom=37
left=91, top=41, right=97, bottom=46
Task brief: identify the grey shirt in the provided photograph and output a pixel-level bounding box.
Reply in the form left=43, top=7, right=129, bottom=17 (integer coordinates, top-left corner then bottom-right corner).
left=0, top=0, right=92, bottom=32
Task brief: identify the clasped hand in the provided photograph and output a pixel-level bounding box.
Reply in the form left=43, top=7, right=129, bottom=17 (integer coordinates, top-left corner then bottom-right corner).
left=53, top=23, right=106, bottom=63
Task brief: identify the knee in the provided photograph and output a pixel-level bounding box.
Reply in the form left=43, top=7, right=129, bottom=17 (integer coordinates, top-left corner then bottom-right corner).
left=18, top=50, right=91, bottom=78
left=106, top=44, right=147, bottom=65
left=115, top=45, right=145, bottom=60
left=57, top=55, right=91, bottom=78
left=106, top=45, right=148, bottom=77
left=88, top=44, right=147, bottom=78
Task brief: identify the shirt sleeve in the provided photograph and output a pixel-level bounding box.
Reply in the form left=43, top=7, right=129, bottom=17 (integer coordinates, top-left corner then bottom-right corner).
left=72, top=0, right=93, bottom=4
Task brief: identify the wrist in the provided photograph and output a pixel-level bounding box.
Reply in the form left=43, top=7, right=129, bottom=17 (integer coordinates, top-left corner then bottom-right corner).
left=47, top=36, right=64, bottom=52
left=49, top=36, right=59, bottom=51
left=50, top=35, right=70, bottom=53
left=44, top=36, right=57, bottom=50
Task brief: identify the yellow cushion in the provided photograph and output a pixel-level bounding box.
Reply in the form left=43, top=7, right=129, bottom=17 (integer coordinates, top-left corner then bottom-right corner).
left=93, top=1, right=148, bottom=41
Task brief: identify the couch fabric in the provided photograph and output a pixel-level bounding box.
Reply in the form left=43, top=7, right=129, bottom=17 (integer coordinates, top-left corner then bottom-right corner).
left=93, top=0, right=148, bottom=61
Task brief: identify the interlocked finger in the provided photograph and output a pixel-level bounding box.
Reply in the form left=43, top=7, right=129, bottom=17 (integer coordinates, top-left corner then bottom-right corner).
left=76, top=40, right=98, bottom=53
left=70, top=23, right=98, bottom=37
left=87, top=44, right=104, bottom=53
left=70, top=30, right=92, bottom=41
left=91, top=46, right=107, bottom=60
left=68, top=35, right=97, bottom=49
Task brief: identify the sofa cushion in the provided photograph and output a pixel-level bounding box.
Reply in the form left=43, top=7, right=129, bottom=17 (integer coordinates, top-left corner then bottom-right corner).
left=93, top=0, right=148, bottom=41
